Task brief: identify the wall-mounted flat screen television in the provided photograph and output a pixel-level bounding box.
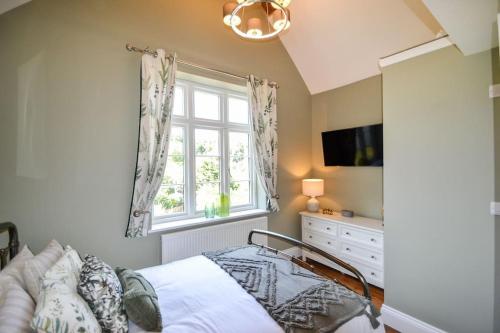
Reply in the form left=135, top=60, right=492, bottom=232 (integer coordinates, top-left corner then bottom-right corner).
left=321, top=124, right=383, bottom=167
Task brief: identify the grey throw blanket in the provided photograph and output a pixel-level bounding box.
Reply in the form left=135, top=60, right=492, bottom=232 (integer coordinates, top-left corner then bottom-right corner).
left=204, top=245, right=380, bottom=333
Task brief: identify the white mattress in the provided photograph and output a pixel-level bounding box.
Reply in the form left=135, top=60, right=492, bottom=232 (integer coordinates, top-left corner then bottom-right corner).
left=129, top=255, right=385, bottom=333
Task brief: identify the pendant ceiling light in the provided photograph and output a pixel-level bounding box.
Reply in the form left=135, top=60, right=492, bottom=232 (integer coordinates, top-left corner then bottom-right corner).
left=222, top=0, right=292, bottom=40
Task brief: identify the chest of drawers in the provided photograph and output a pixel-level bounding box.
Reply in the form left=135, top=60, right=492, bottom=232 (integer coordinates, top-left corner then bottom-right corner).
left=300, top=211, right=384, bottom=288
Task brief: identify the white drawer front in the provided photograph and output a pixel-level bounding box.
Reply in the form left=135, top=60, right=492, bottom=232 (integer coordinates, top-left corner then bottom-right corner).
left=302, top=217, right=337, bottom=237
left=340, top=226, right=383, bottom=249
left=303, top=230, right=337, bottom=253
left=342, top=257, right=384, bottom=288
left=340, top=242, right=383, bottom=268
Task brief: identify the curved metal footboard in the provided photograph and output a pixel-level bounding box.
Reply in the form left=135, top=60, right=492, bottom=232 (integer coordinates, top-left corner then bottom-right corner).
left=0, top=222, right=19, bottom=270
left=248, top=229, right=372, bottom=301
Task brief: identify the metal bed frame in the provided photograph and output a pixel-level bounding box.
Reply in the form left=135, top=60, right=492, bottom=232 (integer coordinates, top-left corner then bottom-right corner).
left=248, top=229, right=372, bottom=301
left=0, top=222, right=19, bottom=270
left=0, top=223, right=371, bottom=302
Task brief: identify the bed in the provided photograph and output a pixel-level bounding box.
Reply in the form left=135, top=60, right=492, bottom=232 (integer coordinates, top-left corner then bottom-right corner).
left=1, top=223, right=384, bottom=333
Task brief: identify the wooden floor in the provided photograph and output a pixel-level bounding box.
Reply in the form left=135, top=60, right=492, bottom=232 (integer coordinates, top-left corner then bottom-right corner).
left=307, top=259, right=399, bottom=333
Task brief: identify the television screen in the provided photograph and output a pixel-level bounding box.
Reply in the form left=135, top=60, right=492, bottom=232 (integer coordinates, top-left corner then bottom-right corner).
left=321, top=124, right=383, bottom=167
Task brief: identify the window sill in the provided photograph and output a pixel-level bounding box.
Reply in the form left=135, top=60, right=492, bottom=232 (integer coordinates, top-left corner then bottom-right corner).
left=150, top=209, right=269, bottom=234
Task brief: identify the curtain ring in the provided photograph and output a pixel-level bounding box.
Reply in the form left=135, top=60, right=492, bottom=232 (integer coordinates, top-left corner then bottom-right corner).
left=272, top=194, right=280, bottom=200
left=133, top=210, right=151, bottom=218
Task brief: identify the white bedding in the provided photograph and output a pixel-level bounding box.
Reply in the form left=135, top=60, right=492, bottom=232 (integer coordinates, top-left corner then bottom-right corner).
left=129, top=255, right=385, bottom=333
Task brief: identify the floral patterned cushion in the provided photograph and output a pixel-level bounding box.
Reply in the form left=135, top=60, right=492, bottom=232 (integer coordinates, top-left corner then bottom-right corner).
left=31, top=247, right=101, bottom=333
left=78, top=255, right=128, bottom=333
left=23, top=239, right=64, bottom=301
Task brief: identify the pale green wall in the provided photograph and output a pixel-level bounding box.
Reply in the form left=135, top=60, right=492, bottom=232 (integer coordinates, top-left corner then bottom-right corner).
left=492, top=47, right=500, bottom=333
left=311, top=75, right=383, bottom=219
left=0, top=0, right=312, bottom=269
left=383, top=46, right=495, bottom=332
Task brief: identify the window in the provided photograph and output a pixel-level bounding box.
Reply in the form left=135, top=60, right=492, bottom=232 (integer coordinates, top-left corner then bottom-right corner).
left=153, top=79, right=256, bottom=223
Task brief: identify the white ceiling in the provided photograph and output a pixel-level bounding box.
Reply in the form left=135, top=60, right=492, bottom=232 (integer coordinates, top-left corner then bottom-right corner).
left=279, top=0, right=439, bottom=94
left=0, top=0, right=31, bottom=15
left=422, top=0, right=499, bottom=55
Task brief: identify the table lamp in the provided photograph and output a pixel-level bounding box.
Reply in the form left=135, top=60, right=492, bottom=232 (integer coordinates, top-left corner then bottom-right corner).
left=302, top=179, right=324, bottom=212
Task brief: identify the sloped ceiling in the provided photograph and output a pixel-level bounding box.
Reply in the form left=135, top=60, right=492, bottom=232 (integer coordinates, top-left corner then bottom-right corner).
left=279, top=0, right=440, bottom=94
left=0, top=0, right=31, bottom=15
left=422, top=0, right=499, bottom=55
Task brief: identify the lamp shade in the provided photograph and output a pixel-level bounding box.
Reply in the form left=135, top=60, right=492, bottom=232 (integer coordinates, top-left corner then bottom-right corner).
left=247, top=17, right=263, bottom=37
left=223, top=1, right=241, bottom=26
left=270, top=8, right=290, bottom=31
left=302, top=179, right=324, bottom=197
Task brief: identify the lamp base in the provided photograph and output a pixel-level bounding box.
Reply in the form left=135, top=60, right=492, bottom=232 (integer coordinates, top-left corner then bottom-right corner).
left=306, top=197, right=320, bottom=212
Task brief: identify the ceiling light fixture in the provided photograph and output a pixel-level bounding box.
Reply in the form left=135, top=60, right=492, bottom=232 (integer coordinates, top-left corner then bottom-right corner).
left=222, top=0, right=292, bottom=40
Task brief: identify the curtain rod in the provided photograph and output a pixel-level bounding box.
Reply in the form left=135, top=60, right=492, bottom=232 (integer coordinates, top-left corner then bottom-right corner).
left=125, top=44, right=279, bottom=88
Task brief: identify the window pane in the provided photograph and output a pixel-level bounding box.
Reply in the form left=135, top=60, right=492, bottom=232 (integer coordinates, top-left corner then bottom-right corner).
left=229, top=132, right=250, bottom=180
left=196, top=157, right=220, bottom=183
left=195, top=129, right=220, bottom=156
left=230, top=158, right=249, bottom=181
left=229, top=132, right=249, bottom=157
left=196, top=182, right=221, bottom=211
left=154, top=185, right=184, bottom=216
left=228, top=98, right=249, bottom=124
left=194, top=90, right=220, bottom=120
left=230, top=181, right=250, bottom=206
left=165, top=156, right=184, bottom=184
left=173, top=87, right=185, bottom=116
left=168, top=127, right=184, bottom=155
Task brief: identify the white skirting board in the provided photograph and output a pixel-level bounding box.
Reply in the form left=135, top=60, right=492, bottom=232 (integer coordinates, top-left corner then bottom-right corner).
left=381, top=305, right=447, bottom=333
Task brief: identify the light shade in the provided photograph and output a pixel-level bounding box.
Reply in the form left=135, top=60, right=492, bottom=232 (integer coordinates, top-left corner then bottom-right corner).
left=271, top=0, right=292, bottom=9
left=302, top=179, right=324, bottom=197
left=247, top=17, right=263, bottom=37
left=270, top=8, right=290, bottom=31
left=223, top=2, right=241, bottom=26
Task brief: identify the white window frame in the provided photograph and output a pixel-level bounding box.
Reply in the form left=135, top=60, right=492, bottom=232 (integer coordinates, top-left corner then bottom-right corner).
left=152, top=78, right=257, bottom=225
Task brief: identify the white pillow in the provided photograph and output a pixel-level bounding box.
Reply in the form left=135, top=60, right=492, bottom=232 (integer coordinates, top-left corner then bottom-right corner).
left=0, top=245, right=34, bottom=290
left=0, top=281, right=36, bottom=333
left=23, top=239, right=64, bottom=301
left=31, top=247, right=101, bottom=333
left=44, top=245, right=82, bottom=289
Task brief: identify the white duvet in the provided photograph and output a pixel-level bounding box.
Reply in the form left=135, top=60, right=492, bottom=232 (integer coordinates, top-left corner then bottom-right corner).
left=129, top=255, right=385, bottom=333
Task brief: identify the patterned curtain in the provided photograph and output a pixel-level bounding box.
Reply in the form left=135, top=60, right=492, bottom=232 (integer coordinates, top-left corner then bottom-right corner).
left=126, top=50, right=177, bottom=238
left=247, top=75, right=280, bottom=212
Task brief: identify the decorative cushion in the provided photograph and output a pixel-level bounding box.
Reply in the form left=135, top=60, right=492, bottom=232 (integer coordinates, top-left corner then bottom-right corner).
left=23, top=239, right=64, bottom=301
left=116, top=267, right=162, bottom=332
left=31, top=247, right=101, bottom=333
left=0, top=245, right=34, bottom=290
left=0, top=281, right=36, bottom=333
left=44, top=246, right=83, bottom=289
left=78, top=255, right=128, bottom=333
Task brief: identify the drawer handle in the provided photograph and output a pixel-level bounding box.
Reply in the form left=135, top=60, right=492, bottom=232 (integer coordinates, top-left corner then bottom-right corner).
left=327, top=241, right=331, bottom=245
left=345, top=232, right=351, bottom=236
left=370, top=238, right=376, bottom=242
left=309, top=222, right=312, bottom=226
left=326, top=227, right=331, bottom=231
left=309, top=235, right=312, bottom=239
left=371, top=255, right=376, bottom=259
left=345, top=247, right=351, bottom=252
left=371, top=272, right=376, bottom=276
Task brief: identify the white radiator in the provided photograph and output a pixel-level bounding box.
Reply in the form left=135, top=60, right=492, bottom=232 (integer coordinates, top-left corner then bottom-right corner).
left=161, top=217, right=268, bottom=264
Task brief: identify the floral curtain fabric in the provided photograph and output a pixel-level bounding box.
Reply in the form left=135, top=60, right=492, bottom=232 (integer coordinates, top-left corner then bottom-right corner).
left=126, top=50, right=177, bottom=238
left=247, top=75, right=280, bottom=212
